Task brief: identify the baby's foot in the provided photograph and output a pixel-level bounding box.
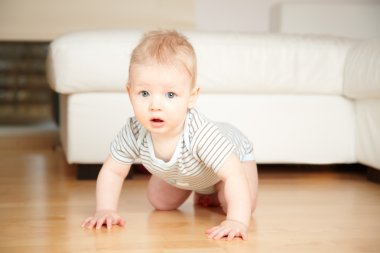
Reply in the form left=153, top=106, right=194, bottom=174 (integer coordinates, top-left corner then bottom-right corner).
left=194, top=192, right=221, bottom=207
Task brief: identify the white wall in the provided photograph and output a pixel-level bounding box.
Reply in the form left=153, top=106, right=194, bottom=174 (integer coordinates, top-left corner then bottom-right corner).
left=0, top=0, right=195, bottom=41
left=194, top=0, right=380, bottom=34
left=274, top=3, right=380, bottom=39
left=1, top=0, right=379, bottom=40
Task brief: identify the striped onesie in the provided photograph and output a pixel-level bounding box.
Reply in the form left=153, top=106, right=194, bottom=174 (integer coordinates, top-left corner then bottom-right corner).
left=110, top=107, right=254, bottom=194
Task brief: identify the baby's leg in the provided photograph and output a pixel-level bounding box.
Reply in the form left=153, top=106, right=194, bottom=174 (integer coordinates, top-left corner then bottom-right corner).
left=194, top=191, right=221, bottom=207
left=147, top=174, right=192, bottom=211
left=216, top=160, right=258, bottom=214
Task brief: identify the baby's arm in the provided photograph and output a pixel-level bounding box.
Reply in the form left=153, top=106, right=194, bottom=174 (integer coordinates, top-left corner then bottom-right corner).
left=207, top=154, right=253, bottom=240
left=81, top=155, right=131, bottom=230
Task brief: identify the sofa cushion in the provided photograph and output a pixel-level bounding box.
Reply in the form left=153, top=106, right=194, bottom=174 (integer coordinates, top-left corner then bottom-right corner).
left=47, top=30, right=140, bottom=94
left=47, top=30, right=354, bottom=95
left=343, top=39, right=380, bottom=99
left=192, top=33, right=353, bottom=95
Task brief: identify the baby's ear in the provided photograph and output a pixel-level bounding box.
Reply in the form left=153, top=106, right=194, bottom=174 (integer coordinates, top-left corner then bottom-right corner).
left=188, top=86, right=200, bottom=108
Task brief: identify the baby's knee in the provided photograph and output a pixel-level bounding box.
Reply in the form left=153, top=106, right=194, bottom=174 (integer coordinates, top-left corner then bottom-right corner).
left=150, top=202, right=176, bottom=211
left=147, top=191, right=177, bottom=211
left=251, top=199, right=257, bottom=214
left=146, top=184, right=191, bottom=211
left=250, top=191, right=258, bottom=214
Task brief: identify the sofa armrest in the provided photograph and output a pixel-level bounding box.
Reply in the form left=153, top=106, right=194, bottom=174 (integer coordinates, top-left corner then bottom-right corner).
left=343, top=39, right=380, bottom=99
left=46, top=30, right=141, bottom=94
left=344, top=39, right=380, bottom=171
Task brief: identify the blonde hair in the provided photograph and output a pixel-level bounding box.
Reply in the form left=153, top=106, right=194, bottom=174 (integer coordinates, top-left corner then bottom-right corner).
left=128, top=30, right=197, bottom=86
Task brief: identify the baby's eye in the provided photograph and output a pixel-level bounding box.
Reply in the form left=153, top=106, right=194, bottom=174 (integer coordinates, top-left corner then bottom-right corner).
left=139, top=91, right=150, bottom=97
left=166, top=92, right=176, bottom=99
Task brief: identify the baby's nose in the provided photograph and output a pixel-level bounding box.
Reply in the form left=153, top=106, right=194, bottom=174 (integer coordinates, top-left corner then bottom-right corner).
left=149, top=96, right=162, bottom=111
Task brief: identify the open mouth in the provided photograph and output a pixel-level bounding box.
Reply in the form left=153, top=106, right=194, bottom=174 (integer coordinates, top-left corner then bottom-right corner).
left=150, top=118, right=165, bottom=128
left=150, top=118, right=164, bottom=123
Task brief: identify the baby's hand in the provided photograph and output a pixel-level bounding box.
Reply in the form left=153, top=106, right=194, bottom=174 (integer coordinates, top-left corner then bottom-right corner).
left=81, top=210, right=125, bottom=230
left=206, top=219, right=248, bottom=241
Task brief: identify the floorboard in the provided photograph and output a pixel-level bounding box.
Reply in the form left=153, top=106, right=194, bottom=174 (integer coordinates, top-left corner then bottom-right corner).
left=0, top=134, right=379, bottom=252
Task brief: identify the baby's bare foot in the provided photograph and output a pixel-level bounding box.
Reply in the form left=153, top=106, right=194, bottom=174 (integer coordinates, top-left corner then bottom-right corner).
left=194, top=192, right=221, bottom=207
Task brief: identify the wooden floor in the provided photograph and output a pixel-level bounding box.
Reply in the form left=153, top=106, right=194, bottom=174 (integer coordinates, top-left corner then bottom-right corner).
left=0, top=133, right=380, bottom=253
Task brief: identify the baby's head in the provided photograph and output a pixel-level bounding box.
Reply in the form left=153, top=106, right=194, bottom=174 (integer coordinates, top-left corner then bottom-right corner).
left=127, top=30, right=200, bottom=135
left=128, top=30, right=197, bottom=87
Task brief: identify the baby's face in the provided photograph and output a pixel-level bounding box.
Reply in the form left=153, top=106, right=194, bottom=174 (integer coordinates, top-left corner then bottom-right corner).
left=128, top=63, right=198, bottom=137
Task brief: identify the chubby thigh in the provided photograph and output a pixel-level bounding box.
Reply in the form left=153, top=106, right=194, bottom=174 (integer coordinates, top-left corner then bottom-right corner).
left=147, top=160, right=258, bottom=212
left=147, top=174, right=192, bottom=211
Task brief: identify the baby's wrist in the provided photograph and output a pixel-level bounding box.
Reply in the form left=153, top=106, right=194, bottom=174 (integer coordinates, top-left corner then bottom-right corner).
left=222, top=219, right=248, bottom=230
left=96, top=208, right=117, bottom=213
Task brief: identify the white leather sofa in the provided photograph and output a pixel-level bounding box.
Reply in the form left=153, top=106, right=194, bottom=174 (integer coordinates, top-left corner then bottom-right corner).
left=46, top=30, right=380, bottom=179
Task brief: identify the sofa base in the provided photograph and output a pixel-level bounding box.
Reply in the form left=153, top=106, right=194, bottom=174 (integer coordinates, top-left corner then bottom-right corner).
left=367, top=166, right=380, bottom=184
left=259, top=163, right=379, bottom=184
left=76, top=163, right=380, bottom=184
left=76, top=164, right=136, bottom=180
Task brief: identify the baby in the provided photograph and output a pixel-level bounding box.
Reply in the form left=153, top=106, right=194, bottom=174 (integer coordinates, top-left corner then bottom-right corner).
left=81, top=30, right=258, bottom=241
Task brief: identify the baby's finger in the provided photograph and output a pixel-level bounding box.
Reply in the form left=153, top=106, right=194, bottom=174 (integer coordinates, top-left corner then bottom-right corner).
left=81, top=217, right=93, bottom=228
left=117, top=218, right=126, bottom=227
left=213, top=227, right=231, bottom=240
left=95, top=217, right=106, bottom=230
left=240, top=231, right=248, bottom=241
left=106, top=217, right=113, bottom=230
left=206, top=226, right=220, bottom=235
left=207, top=226, right=222, bottom=238
left=208, top=226, right=226, bottom=240
left=227, top=230, right=237, bottom=241
left=88, top=219, right=99, bottom=229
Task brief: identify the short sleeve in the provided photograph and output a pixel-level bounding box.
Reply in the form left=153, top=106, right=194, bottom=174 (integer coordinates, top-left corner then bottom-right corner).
left=110, top=118, right=140, bottom=164
left=191, top=122, right=235, bottom=172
